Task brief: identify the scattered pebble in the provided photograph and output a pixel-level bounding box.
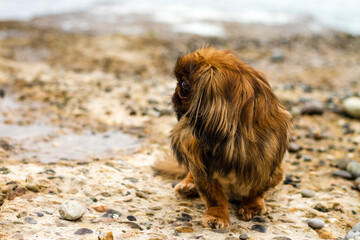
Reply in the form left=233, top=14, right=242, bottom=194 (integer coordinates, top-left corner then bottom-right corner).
left=135, top=191, right=148, bottom=199
left=303, top=156, right=312, bottom=162
left=343, top=97, right=360, bottom=118
left=345, top=222, right=360, bottom=240
left=149, top=206, right=162, bottom=211
left=26, top=184, right=40, bottom=193
left=251, top=216, right=268, bottom=223
left=307, top=218, right=325, bottom=229
left=0, top=89, right=5, bottom=98
left=92, top=205, right=109, bottom=213
left=35, top=212, right=44, bottom=217
left=301, top=101, right=324, bottom=115
left=336, top=158, right=352, bottom=170
left=300, top=189, right=316, bottom=198
left=272, top=237, right=292, bottom=240
left=288, top=142, right=301, bottom=153
left=332, top=170, right=353, bottom=179
left=98, top=231, right=114, bottom=240
left=59, top=200, right=85, bottom=221
left=25, top=217, right=37, bottom=224
left=271, top=49, right=285, bottom=63
left=119, top=221, right=143, bottom=230
left=74, top=228, right=93, bottom=235
left=251, top=224, right=266, bottom=233
left=347, top=161, right=360, bottom=178
left=126, top=215, right=136, bottom=221
left=239, top=233, right=248, bottom=240
left=355, top=177, right=360, bottom=186
left=176, top=213, right=192, bottom=222
left=102, top=209, right=121, bottom=219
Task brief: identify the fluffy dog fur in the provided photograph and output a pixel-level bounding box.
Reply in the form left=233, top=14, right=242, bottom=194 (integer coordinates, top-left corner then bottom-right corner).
left=159, top=47, right=291, bottom=229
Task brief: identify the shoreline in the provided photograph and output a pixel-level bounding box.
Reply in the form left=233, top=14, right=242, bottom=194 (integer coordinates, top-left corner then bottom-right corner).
left=0, top=17, right=359, bottom=240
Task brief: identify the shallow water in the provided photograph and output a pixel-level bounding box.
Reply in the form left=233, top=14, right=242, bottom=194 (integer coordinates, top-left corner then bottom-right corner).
left=0, top=0, right=359, bottom=35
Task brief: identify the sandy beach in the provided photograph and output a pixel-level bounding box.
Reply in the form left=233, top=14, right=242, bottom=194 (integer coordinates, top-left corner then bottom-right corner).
left=0, top=8, right=360, bottom=240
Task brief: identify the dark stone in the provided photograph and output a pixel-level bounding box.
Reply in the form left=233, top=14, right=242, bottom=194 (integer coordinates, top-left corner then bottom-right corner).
left=176, top=213, right=192, bottom=222
left=126, top=215, right=137, bottom=221
left=0, top=89, right=5, bottom=98
left=119, top=221, right=143, bottom=230
left=0, top=140, right=13, bottom=151
left=283, top=176, right=298, bottom=188
left=296, top=153, right=302, bottom=159
left=271, top=50, right=284, bottom=63
left=251, top=224, right=266, bottom=233
left=303, top=156, right=312, bottom=162
left=25, top=217, right=37, bottom=224
left=35, top=212, right=44, bottom=217
left=251, top=216, right=268, bottom=223
left=102, top=209, right=122, bottom=218
left=74, top=228, right=93, bottom=235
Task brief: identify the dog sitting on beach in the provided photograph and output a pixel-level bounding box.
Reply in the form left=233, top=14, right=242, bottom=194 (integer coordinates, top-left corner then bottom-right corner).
left=155, top=47, right=291, bottom=229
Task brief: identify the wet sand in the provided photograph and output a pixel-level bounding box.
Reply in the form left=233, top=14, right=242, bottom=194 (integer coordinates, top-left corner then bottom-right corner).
left=0, top=16, right=359, bottom=240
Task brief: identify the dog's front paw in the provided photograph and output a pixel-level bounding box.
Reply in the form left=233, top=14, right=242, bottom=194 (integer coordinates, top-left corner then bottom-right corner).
left=202, top=213, right=229, bottom=229
left=238, top=204, right=268, bottom=221
left=174, top=181, right=199, bottom=198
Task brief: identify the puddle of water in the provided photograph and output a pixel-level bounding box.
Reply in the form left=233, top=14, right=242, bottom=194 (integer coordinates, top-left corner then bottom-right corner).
left=22, top=130, right=139, bottom=163
left=0, top=96, right=140, bottom=163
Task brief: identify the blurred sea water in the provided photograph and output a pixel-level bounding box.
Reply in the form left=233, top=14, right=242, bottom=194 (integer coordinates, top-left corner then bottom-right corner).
left=0, top=0, right=359, bottom=35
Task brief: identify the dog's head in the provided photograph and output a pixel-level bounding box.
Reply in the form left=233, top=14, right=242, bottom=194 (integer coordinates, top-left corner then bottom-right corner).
left=172, top=47, right=288, bottom=144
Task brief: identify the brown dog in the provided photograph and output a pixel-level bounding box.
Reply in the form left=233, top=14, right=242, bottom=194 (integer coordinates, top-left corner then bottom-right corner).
left=168, top=47, right=291, bottom=229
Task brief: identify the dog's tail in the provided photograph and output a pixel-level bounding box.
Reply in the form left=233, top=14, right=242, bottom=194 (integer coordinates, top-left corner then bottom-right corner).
left=151, top=152, right=187, bottom=180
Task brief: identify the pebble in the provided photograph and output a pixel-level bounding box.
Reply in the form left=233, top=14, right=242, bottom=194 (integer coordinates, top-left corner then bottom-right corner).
left=251, top=224, right=266, bottom=233
left=288, top=142, right=301, bottom=153
left=336, top=158, right=352, bottom=170
left=175, top=226, right=194, bottom=233
left=355, top=177, right=360, bottom=186
left=300, top=189, right=316, bottom=198
left=0, top=89, right=4, bottom=98
left=74, top=228, right=93, bottom=235
left=251, top=216, right=268, bottom=223
left=135, top=191, right=148, bottom=199
left=119, top=221, right=143, bottom=230
left=176, top=213, right=192, bottom=222
left=92, top=205, right=109, bottom=213
left=35, top=212, right=44, bottom=217
left=332, top=170, right=353, bottom=179
left=307, top=218, right=325, bottom=229
left=347, top=161, right=360, bottom=178
left=239, top=233, right=248, bottom=240
left=301, top=101, right=324, bottom=115
left=59, top=200, right=85, bottom=221
left=102, top=209, right=122, bottom=219
left=272, top=237, right=292, bottom=240
left=98, top=231, right=114, bottom=240
left=271, top=49, right=284, bottom=63
left=343, top=97, right=360, bottom=118
left=25, top=217, right=37, bottom=224
left=126, top=215, right=136, bottom=221
left=149, top=206, right=162, bottom=211
left=345, top=222, right=360, bottom=240
left=26, top=184, right=40, bottom=193
left=303, top=156, right=312, bottom=162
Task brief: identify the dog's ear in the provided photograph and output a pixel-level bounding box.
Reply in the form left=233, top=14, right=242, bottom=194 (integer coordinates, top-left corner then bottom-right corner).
left=188, top=65, right=235, bottom=145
